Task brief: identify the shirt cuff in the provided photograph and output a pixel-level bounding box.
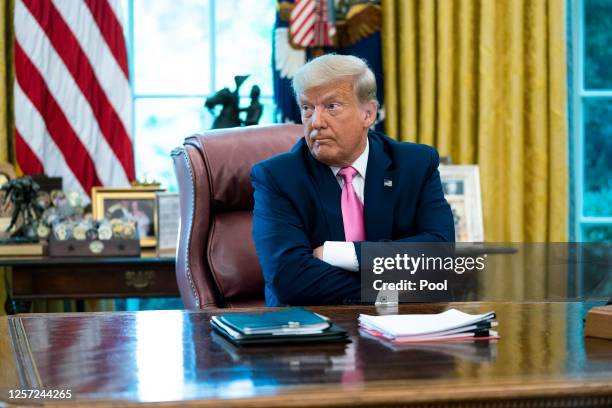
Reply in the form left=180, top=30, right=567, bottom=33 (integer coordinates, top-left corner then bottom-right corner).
left=322, top=241, right=359, bottom=272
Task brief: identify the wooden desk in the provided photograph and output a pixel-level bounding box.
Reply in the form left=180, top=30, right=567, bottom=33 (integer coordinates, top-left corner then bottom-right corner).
left=1, top=252, right=179, bottom=314
left=2, top=302, right=612, bottom=407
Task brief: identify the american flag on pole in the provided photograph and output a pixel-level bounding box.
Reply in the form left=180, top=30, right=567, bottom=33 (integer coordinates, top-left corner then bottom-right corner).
left=14, top=0, right=134, bottom=199
left=290, top=0, right=335, bottom=48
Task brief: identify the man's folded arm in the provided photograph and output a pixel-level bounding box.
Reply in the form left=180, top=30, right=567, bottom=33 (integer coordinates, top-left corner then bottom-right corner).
left=251, top=164, right=361, bottom=305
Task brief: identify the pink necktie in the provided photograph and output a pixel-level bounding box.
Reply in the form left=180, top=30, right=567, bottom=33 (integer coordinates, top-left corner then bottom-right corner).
left=338, top=166, right=366, bottom=242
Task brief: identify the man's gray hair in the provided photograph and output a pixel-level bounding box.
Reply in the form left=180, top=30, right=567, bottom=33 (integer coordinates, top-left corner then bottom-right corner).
left=292, top=54, right=378, bottom=106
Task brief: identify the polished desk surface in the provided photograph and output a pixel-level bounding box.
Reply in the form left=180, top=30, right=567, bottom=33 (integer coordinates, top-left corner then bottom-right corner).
left=2, top=302, right=612, bottom=407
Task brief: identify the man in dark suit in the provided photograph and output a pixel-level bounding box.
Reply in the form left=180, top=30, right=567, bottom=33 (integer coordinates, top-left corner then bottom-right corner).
left=251, top=54, right=454, bottom=306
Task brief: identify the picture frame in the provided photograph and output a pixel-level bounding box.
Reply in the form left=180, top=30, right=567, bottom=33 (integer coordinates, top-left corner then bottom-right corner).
left=155, top=192, right=180, bottom=257
left=91, top=187, right=165, bottom=248
left=438, top=165, right=484, bottom=242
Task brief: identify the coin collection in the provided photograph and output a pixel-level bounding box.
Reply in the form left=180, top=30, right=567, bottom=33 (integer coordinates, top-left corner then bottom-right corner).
left=34, top=190, right=84, bottom=241
left=51, top=218, right=138, bottom=241
left=36, top=190, right=138, bottom=241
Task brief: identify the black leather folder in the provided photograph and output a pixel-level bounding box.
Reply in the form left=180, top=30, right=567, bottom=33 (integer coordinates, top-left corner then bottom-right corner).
left=210, top=307, right=350, bottom=346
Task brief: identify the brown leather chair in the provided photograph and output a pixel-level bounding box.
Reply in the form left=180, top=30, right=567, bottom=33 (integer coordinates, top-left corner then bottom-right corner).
left=171, top=124, right=303, bottom=309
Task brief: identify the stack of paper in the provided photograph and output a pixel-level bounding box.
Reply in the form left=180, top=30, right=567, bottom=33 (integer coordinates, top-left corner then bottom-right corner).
left=211, top=307, right=349, bottom=346
left=359, top=309, right=498, bottom=343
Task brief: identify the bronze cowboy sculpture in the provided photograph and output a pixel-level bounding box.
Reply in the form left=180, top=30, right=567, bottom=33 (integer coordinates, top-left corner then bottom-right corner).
left=205, top=75, right=263, bottom=129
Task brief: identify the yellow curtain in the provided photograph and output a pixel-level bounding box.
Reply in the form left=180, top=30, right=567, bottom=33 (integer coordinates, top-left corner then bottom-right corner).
left=382, top=0, right=568, bottom=242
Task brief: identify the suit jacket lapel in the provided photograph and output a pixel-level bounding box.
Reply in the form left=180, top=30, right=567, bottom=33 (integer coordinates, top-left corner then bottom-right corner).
left=364, top=134, right=395, bottom=241
left=303, top=143, right=345, bottom=241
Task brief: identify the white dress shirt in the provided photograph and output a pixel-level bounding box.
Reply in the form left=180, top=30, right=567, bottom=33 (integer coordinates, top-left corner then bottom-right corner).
left=321, top=140, right=369, bottom=272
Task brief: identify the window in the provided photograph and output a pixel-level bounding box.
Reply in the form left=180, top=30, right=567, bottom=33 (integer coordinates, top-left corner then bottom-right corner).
left=570, top=0, right=612, bottom=241
left=116, top=0, right=275, bottom=311
left=122, top=0, right=277, bottom=191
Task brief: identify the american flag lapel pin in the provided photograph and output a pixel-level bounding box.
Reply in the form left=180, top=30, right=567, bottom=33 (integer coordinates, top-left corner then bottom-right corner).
left=384, top=179, right=393, bottom=187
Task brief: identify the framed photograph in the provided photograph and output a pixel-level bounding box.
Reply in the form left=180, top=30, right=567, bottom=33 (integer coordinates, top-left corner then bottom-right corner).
left=155, top=192, right=180, bottom=257
left=92, top=187, right=164, bottom=247
left=439, top=165, right=484, bottom=242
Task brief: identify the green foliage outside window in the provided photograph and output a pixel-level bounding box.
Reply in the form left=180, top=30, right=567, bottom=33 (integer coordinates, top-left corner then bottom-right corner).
left=584, top=0, right=612, bottom=88
left=581, top=0, right=612, bottom=242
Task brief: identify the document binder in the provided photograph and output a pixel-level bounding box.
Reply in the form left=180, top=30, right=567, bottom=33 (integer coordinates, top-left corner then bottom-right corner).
left=359, top=308, right=499, bottom=343
left=211, top=307, right=350, bottom=346
left=218, top=307, right=330, bottom=334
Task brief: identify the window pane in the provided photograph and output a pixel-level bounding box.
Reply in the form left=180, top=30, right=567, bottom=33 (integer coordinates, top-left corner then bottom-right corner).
left=133, top=0, right=211, bottom=94
left=583, top=99, right=612, bottom=217
left=134, top=98, right=214, bottom=191
left=582, top=224, right=612, bottom=242
left=584, top=0, right=612, bottom=89
left=215, top=0, right=276, bottom=96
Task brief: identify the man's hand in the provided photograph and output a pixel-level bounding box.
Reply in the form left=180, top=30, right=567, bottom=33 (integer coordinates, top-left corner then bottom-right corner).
left=313, top=245, right=324, bottom=260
